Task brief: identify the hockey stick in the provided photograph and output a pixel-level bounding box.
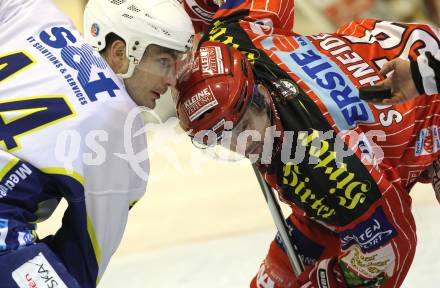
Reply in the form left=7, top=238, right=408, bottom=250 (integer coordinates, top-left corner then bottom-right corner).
left=252, top=164, right=304, bottom=276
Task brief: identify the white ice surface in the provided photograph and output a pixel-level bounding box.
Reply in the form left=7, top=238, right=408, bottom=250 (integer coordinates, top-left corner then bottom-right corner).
left=99, top=205, right=440, bottom=288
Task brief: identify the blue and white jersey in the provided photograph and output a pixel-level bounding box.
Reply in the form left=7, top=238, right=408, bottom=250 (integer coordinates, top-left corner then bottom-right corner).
left=0, top=0, right=149, bottom=286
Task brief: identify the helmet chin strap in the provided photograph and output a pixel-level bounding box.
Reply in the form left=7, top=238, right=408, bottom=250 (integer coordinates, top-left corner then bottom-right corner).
left=118, top=66, right=134, bottom=79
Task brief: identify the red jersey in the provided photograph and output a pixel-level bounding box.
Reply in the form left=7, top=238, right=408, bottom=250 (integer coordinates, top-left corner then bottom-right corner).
left=185, top=1, right=440, bottom=287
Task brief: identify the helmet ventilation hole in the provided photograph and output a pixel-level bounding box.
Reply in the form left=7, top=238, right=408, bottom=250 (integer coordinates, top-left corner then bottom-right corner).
left=109, top=0, right=126, bottom=5
left=122, top=13, right=133, bottom=19
left=127, top=5, right=141, bottom=12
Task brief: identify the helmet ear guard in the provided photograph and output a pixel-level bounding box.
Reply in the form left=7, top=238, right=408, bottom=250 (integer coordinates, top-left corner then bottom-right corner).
left=83, top=0, right=195, bottom=78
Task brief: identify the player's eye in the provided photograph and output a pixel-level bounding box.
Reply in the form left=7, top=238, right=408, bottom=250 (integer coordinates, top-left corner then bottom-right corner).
left=159, top=58, right=172, bottom=69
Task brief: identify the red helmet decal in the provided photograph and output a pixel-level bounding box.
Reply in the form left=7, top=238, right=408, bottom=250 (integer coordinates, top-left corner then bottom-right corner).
left=175, top=41, right=254, bottom=140
left=200, top=45, right=225, bottom=76
left=183, top=85, right=218, bottom=122
left=424, top=127, right=434, bottom=153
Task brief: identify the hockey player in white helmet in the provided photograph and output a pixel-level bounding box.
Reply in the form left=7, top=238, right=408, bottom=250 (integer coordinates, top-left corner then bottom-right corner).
left=84, top=0, right=194, bottom=108
left=0, top=0, right=193, bottom=287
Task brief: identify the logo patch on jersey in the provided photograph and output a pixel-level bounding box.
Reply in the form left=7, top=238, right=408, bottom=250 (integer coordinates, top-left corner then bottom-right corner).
left=12, top=252, right=68, bottom=288
left=0, top=218, right=8, bottom=251
left=27, top=26, right=120, bottom=105
left=341, top=243, right=395, bottom=279
left=0, top=158, right=32, bottom=198
left=0, top=185, right=6, bottom=198
left=415, top=126, right=440, bottom=156
left=184, top=85, right=218, bottom=122
left=279, top=129, right=382, bottom=226
left=200, top=46, right=225, bottom=76
left=18, top=230, right=34, bottom=247
left=339, top=261, right=387, bottom=286
left=271, top=79, right=299, bottom=99
left=91, top=23, right=100, bottom=37
left=260, top=36, right=375, bottom=130
left=340, top=207, right=397, bottom=253
left=0, top=162, right=33, bottom=198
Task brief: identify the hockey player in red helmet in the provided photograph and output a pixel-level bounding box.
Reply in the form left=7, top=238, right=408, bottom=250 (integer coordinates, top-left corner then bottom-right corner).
left=176, top=41, right=269, bottom=157
left=175, top=4, right=440, bottom=284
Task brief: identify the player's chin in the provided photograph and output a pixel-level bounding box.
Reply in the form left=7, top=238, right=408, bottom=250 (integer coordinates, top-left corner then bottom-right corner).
left=142, top=98, right=157, bottom=109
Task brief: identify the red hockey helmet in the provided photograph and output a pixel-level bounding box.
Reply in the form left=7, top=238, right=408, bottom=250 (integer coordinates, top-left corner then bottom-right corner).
left=175, top=41, right=255, bottom=146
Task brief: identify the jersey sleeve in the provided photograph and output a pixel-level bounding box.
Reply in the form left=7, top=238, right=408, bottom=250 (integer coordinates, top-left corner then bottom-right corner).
left=34, top=99, right=148, bottom=287
left=22, top=101, right=148, bottom=287
left=296, top=185, right=416, bottom=287
left=335, top=19, right=440, bottom=65
left=42, top=165, right=147, bottom=286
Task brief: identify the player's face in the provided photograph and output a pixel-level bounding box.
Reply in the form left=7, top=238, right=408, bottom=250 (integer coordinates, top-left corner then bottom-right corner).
left=224, top=100, right=270, bottom=158
left=124, top=46, right=178, bottom=108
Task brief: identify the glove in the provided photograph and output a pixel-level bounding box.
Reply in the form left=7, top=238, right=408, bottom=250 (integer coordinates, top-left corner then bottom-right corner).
left=297, top=259, right=346, bottom=288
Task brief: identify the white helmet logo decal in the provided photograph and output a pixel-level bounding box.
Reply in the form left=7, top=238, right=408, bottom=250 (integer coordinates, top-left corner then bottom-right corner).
left=91, top=23, right=100, bottom=37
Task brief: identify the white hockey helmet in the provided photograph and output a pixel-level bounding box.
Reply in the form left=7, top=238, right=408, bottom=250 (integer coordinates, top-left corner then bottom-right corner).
left=84, top=0, right=195, bottom=78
